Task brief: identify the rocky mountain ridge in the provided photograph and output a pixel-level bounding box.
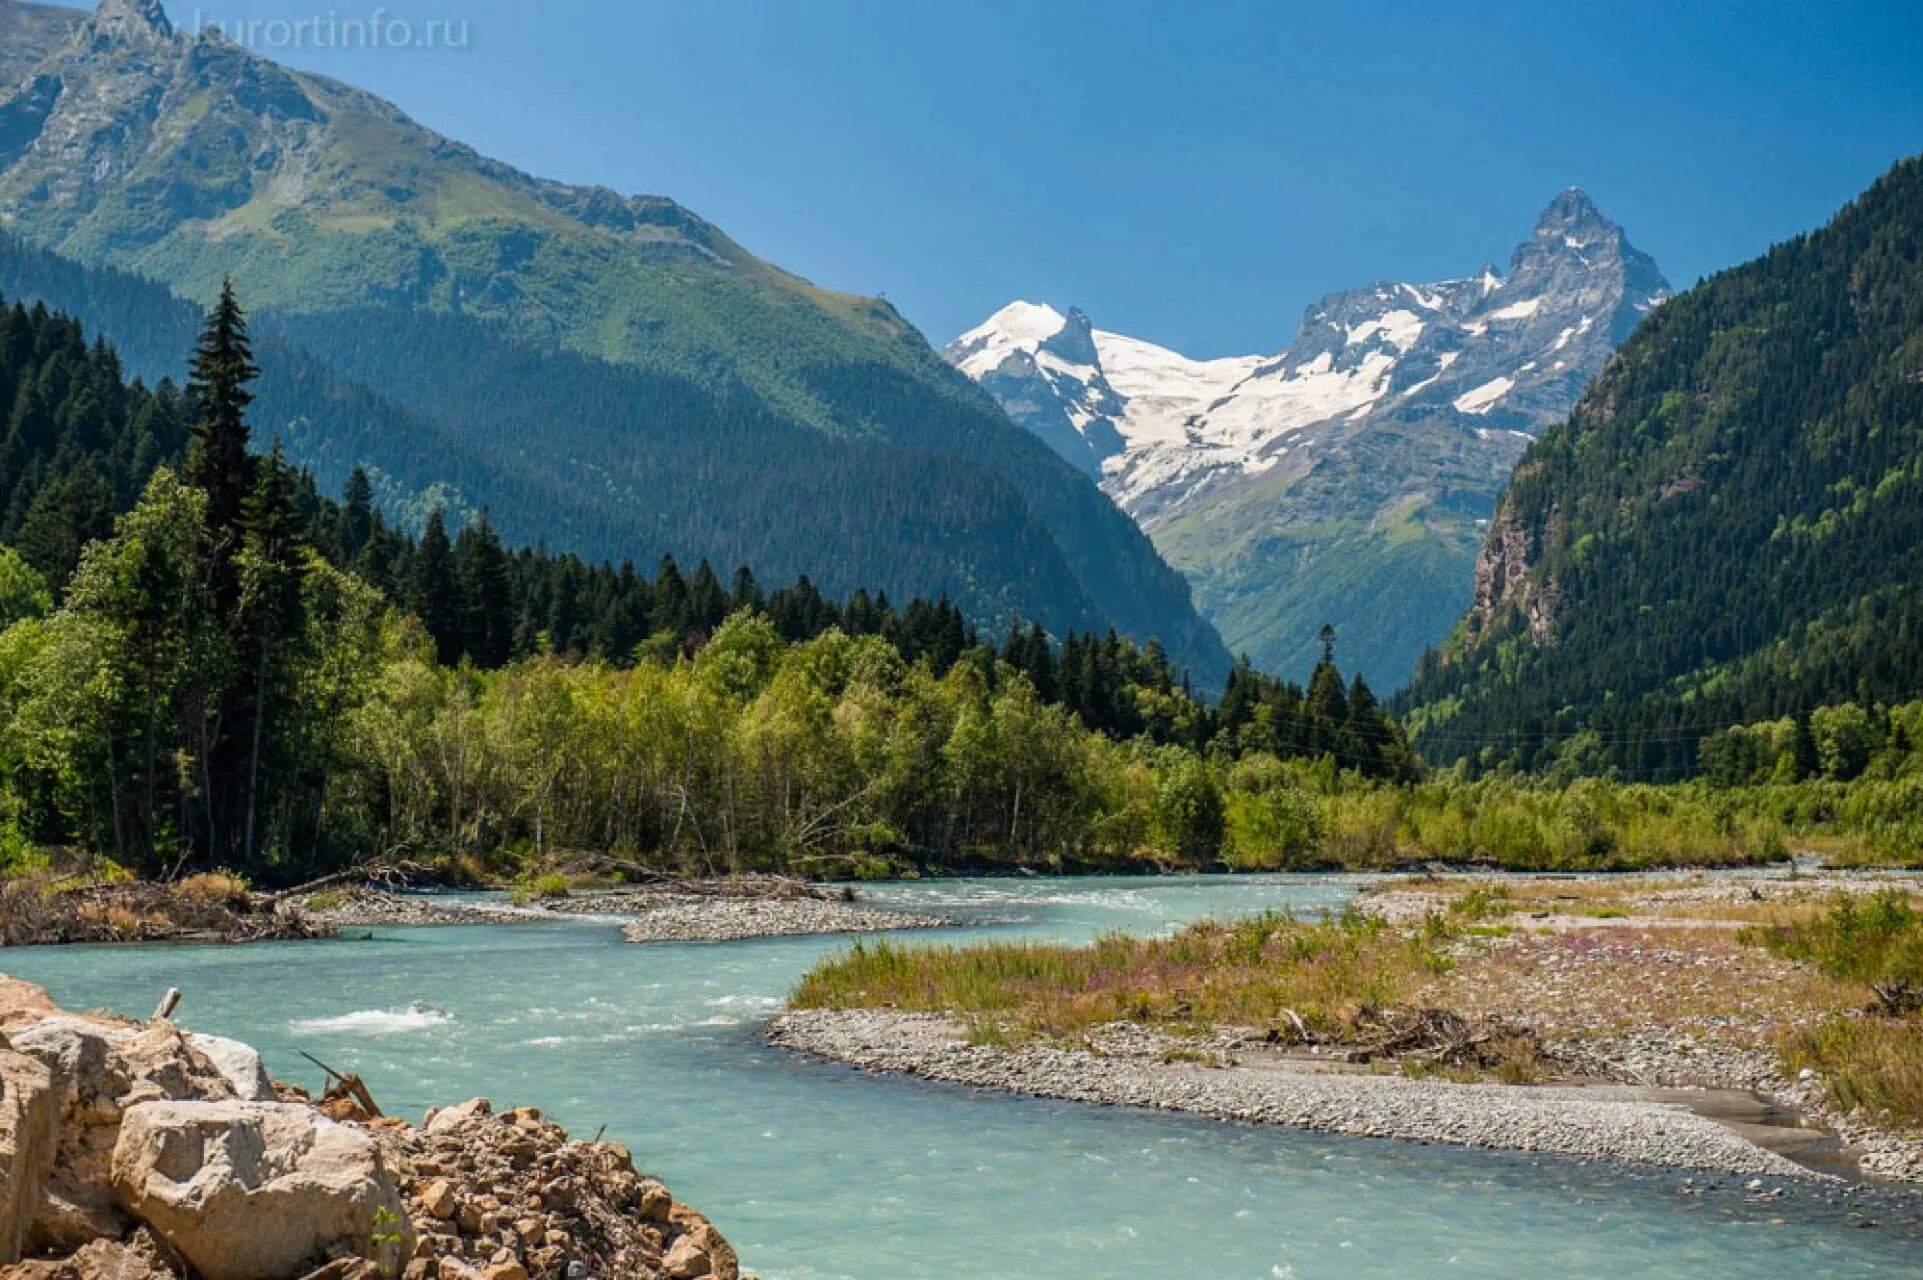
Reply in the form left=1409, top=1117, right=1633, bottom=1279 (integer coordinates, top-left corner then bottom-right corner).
left=947, top=191, right=1668, bottom=684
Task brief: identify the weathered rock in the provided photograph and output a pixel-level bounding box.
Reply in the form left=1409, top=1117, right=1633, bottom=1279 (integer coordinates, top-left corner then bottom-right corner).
left=423, top=1098, right=491, bottom=1136
left=635, top=1181, right=672, bottom=1223
left=0, top=976, right=57, bottom=1027
left=662, top=1234, right=710, bottom=1280
left=110, top=1100, right=413, bottom=1280
left=1, top=1037, right=61, bottom=1264
left=418, top=1178, right=457, bottom=1219
left=183, top=1035, right=274, bottom=1103
left=9, top=1018, right=235, bottom=1253
left=294, top=1261, right=386, bottom=1280
left=675, top=1210, right=738, bottom=1280
left=0, top=1226, right=179, bottom=1279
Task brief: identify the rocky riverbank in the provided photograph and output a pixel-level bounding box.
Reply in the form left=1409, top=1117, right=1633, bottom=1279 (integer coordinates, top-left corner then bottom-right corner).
left=1, top=876, right=328, bottom=948
left=299, top=877, right=948, bottom=943
left=617, top=894, right=945, bottom=943
left=770, top=1009, right=1821, bottom=1178
left=0, top=975, right=749, bottom=1279
left=776, top=871, right=1923, bottom=1188
left=298, top=887, right=544, bottom=929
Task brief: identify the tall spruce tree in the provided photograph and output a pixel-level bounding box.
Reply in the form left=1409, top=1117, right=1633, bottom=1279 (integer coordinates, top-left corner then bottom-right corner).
left=184, top=280, right=259, bottom=555
left=409, top=511, right=464, bottom=664
left=340, top=466, right=374, bottom=560
left=233, top=443, right=308, bottom=861
left=455, top=512, right=516, bottom=667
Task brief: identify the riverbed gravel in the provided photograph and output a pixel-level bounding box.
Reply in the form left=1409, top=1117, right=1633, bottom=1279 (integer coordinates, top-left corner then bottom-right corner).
left=770, top=1009, right=1820, bottom=1179
left=302, top=883, right=949, bottom=943
left=619, top=895, right=946, bottom=943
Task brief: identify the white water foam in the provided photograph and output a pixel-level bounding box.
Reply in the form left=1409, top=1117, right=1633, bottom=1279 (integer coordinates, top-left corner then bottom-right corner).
left=289, top=1002, right=455, bottom=1035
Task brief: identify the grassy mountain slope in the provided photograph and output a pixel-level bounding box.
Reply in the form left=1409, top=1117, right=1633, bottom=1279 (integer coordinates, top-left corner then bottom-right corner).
left=0, top=0, right=1229, bottom=679
left=0, top=234, right=1117, bottom=632
left=1395, top=156, right=1923, bottom=778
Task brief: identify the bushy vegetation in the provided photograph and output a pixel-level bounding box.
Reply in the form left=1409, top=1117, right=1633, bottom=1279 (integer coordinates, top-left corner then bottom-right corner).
left=1748, top=891, right=1923, bottom=1129
left=0, top=277, right=1905, bottom=887
left=1283, top=775, right=1785, bottom=871
left=1779, top=1017, right=1923, bottom=1130
left=1747, top=891, right=1923, bottom=1015
left=0, top=289, right=1409, bottom=884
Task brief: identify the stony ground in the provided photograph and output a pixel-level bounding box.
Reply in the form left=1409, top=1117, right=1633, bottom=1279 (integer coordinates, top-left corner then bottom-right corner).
left=617, top=895, right=945, bottom=943
left=301, top=878, right=948, bottom=943
left=1375, top=872, right=1923, bottom=1182
left=770, top=1009, right=1813, bottom=1178
left=299, top=888, right=538, bottom=929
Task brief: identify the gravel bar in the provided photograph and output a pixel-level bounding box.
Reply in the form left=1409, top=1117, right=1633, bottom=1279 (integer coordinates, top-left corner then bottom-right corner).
left=620, top=896, right=948, bottom=943
left=770, top=1009, right=1820, bottom=1179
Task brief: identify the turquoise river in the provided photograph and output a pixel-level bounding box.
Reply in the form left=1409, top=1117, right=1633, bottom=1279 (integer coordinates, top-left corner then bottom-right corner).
left=5, top=875, right=1920, bottom=1279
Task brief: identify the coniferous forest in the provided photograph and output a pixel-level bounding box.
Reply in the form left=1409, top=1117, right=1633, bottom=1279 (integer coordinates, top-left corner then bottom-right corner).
left=1398, top=157, right=1923, bottom=780
left=0, top=287, right=1413, bottom=883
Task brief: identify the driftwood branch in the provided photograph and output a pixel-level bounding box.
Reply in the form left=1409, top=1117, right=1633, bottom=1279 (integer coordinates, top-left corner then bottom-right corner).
left=298, top=1050, right=385, bottom=1118
left=263, top=859, right=439, bottom=904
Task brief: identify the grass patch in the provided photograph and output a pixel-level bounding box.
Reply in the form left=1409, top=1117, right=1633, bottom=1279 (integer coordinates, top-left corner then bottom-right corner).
left=175, top=872, right=250, bottom=905
left=1744, top=890, right=1923, bottom=1014
left=793, top=907, right=1452, bottom=1046
left=1779, top=1016, right=1923, bottom=1129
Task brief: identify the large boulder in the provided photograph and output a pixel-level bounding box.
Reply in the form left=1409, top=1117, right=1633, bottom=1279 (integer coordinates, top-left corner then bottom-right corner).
left=7, top=1018, right=235, bottom=1253
left=110, top=1100, right=413, bottom=1280
left=0, top=1035, right=61, bottom=1264
left=183, top=1034, right=274, bottom=1103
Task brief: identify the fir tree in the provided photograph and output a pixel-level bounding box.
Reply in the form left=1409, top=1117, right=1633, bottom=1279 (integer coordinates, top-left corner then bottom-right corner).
left=1791, top=712, right=1821, bottom=781
left=729, top=565, right=762, bottom=614
left=455, top=512, right=516, bottom=667
left=233, top=443, right=307, bottom=861
left=184, top=280, right=259, bottom=553
left=408, top=511, right=464, bottom=664
left=340, top=466, right=374, bottom=560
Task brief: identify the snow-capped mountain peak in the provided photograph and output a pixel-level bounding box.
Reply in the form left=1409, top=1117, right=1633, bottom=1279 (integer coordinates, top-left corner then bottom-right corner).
left=946, top=190, right=1669, bottom=526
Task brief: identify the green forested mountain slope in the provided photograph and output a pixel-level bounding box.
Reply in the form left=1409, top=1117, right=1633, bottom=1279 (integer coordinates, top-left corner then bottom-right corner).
left=0, top=235, right=1118, bottom=632
left=0, top=0, right=1229, bottom=680
left=1396, top=156, right=1923, bottom=778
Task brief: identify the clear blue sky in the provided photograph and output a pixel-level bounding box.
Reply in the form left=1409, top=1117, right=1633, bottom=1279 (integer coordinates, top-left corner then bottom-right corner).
left=141, top=0, right=1923, bottom=357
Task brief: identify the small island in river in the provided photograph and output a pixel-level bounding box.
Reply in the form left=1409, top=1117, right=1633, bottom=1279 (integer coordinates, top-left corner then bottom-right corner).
left=775, top=870, right=1923, bottom=1186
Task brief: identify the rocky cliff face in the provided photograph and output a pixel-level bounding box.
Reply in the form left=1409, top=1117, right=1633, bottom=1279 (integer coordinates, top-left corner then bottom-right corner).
left=947, top=191, right=1668, bottom=684
left=1468, top=482, right=1563, bottom=646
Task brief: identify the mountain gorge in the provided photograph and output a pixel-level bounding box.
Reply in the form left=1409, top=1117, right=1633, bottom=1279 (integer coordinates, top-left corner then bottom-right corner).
left=1396, top=155, right=1923, bottom=778
left=0, top=0, right=1230, bottom=680
left=950, top=191, right=1668, bottom=685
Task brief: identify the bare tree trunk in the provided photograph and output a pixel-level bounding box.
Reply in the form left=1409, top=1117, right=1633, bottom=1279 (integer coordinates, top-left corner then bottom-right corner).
left=243, top=640, right=270, bottom=863
left=143, top=676, right=160, bottom=863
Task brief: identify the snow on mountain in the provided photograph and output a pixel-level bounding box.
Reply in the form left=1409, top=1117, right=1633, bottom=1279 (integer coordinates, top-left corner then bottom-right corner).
left=944, top=189, right=1669, bottom=530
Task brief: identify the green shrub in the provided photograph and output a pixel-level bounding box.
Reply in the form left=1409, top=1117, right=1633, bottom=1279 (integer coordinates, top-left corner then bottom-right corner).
left=1746, top=891, right=1923, bottom=1014
left=509, top=872, right=571, bottom=903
